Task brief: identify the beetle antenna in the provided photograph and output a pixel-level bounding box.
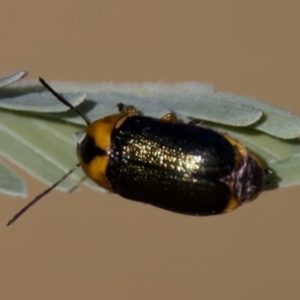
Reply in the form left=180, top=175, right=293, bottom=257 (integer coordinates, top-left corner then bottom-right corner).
left=39, top=77, right=90, bottom=125
left=7, top=163, right=80, bottom=226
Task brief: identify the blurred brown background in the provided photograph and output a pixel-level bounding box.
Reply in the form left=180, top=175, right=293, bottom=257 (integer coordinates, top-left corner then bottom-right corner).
left=1, top=1, right=300, bottom=299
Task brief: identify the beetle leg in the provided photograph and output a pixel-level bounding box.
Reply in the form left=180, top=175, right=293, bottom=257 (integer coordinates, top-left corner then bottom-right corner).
left=264, top=168, right=273, bottom=185
left=160, top=112, right=181, bottom=123
left=189, top=118, right=203, bottom=125
left=116, top=103, right=139, bottom=117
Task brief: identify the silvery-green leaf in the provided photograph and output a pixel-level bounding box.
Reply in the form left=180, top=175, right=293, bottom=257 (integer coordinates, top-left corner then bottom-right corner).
left=0, top=108, right=105, bottom=192
left=0, top=159, right=26, bottom=197
left=0, top=91, right=86, bottom=112
left=268, top=156, right=300, bottom=188
left=0, top=71, right=28, bottom=88
left=12, top=80, right=300, bottom=139
left=0, top=119, right=78, bottom=192
left=1, top=72, right=300, bottom=200
left=232, top=95, right=300, bottom=139
left=36, top=81, right=263, bottom=127
left=4, top=80, right=299, bottom=138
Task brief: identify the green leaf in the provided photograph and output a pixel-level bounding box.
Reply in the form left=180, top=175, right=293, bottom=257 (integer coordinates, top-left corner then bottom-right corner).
left=22, top=80, right=299, bottom=139
left=1, top=71, right=300, bottom=199
left=0, top=89, right=86, bottom=112
left=0, top=159, right=26, bottom=197
left=0, top=71, right=28, bottom=88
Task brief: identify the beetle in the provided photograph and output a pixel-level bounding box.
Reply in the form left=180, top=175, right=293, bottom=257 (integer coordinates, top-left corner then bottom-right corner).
left=7, top=78, right=266, bottom=225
